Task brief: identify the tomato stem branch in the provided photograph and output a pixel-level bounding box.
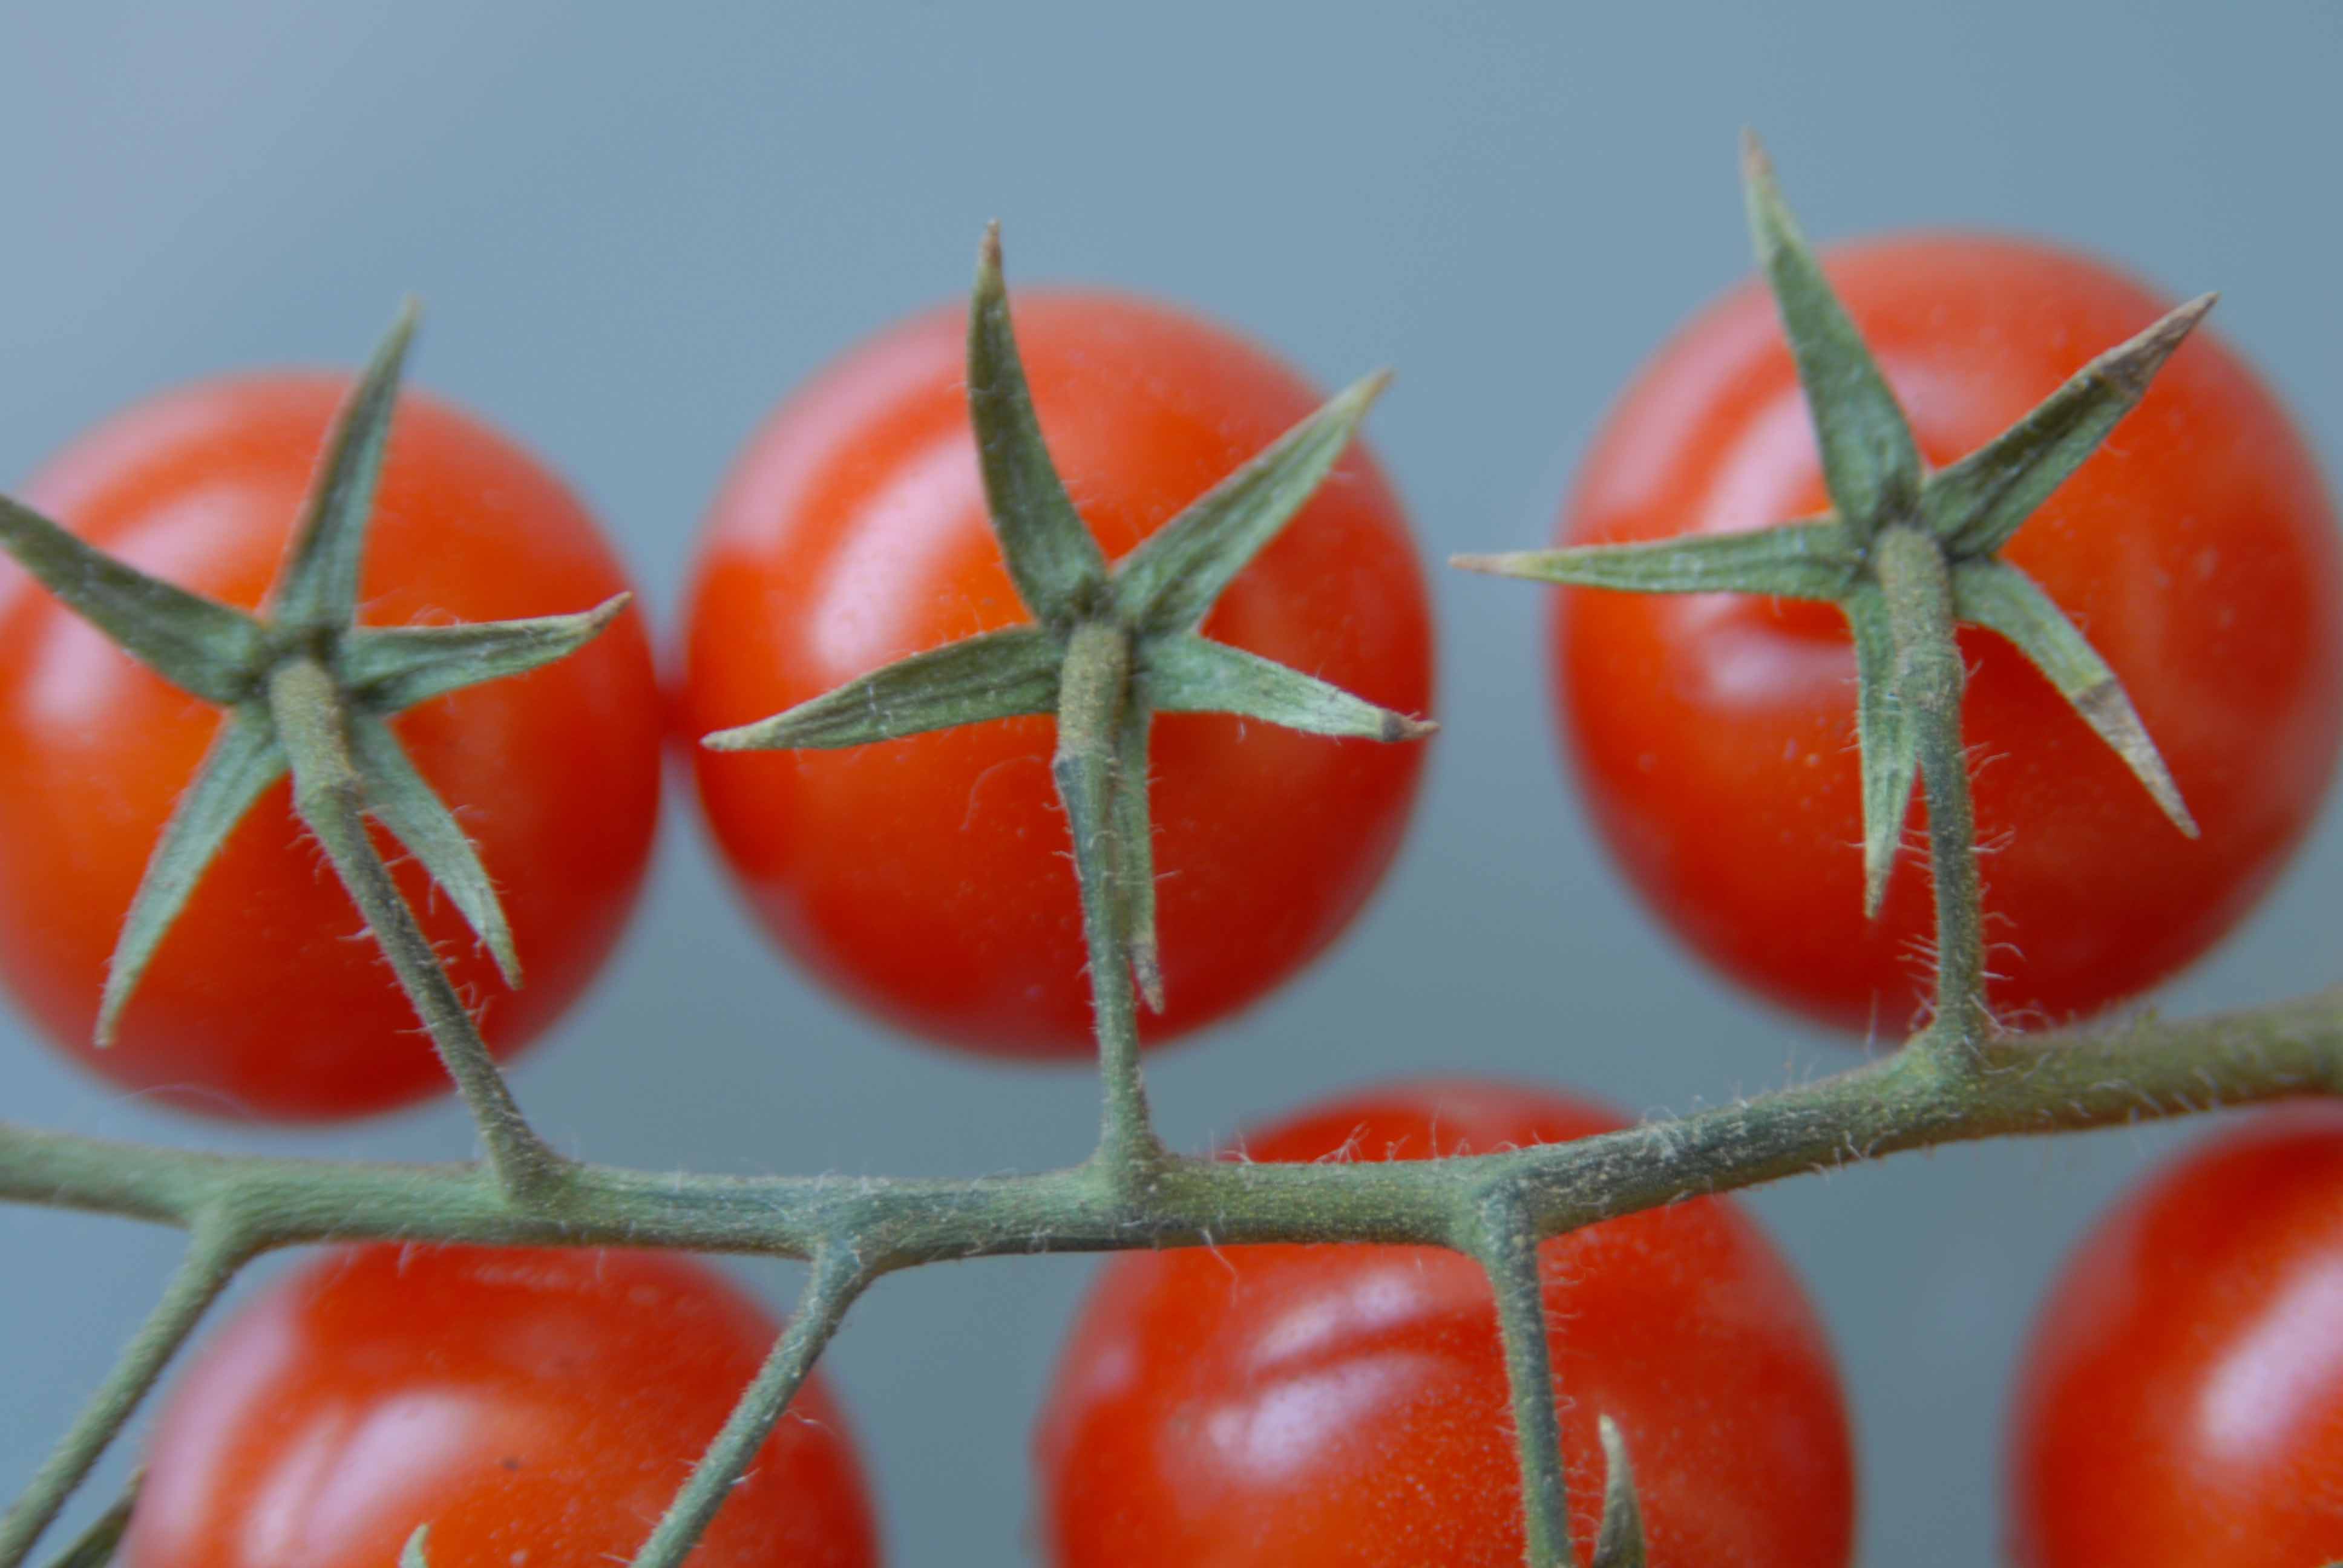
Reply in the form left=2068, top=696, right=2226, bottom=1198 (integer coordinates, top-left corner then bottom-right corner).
left=1473, top=1193, right=1576, bottom=1568
left=2, top=992, right=2336, bottom=1254
left=627, top=1247, right=871, bottom=1568
left=3, top=991, right=2336, bottom=1258
left=267, top=658, right=568, bottom=1201
left=0, top=1221, right=247, bottom=1568
left=1874, top=525, right=1993, bottom=1051
left=1054, top=621, right=1165, bottom=1169
left=2, top=988, right=2339, bottom=1555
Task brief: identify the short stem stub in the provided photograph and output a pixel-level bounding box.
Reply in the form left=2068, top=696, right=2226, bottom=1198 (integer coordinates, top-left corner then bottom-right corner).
left=1053, top=621, right=1165, bottom=1169
left=266, top=658, right=568, bottom=1200
left=1873, top=525, right=1993, bottom=1053
left=39, top=1475, right=138, bottom=1568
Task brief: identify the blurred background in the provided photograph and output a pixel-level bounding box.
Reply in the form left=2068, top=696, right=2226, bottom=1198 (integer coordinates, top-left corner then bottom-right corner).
left=4, top=2, right=2339, bottom=1561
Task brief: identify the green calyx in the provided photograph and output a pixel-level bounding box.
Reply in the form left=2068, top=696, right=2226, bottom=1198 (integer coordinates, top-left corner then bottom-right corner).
left=704, top=224, right=1434, bottom=1016
left=1456, top=132, right=2207, bottom=920
left=0, top=301, right=630, bottom=1047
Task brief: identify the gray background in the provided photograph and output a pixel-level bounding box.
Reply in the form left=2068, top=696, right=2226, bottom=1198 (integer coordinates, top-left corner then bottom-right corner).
left=2, top=2, right=2338, bottom=1563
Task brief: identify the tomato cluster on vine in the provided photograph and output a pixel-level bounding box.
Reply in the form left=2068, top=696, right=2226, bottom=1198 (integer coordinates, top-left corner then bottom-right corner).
left=4, top=145, right=2341, bottom=1566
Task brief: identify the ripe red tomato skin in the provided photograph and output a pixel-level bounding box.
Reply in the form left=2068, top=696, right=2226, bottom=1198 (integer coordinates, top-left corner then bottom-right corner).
left=678, top=290, right=1434, bottom=1060
left=0, top=376, right=663, bottom=1120
left=1034, top=1080, right=1855, bottom=1566
left=1556, top=234, right=2343, bottom=1036
left=122, top=1244, right=880, bottom=1568
left=2010, top=1109, right=2343, bottom=1566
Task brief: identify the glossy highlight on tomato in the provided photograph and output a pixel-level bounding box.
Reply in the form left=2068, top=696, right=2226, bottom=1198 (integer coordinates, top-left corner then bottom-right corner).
left=125, top=1245, right=880, bottom=1568
left=0, top=376, right=663, bottom=1120
left=2010, top=1109, right=2343, bottom=1566
left=1034, top=1080, right=1855, bottom=1565
left=680, top=290, right=1433, bottom=1059
left=1556, top=235, right=2342, bottom=1036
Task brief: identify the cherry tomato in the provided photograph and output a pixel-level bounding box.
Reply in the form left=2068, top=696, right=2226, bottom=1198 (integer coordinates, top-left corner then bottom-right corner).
left=1556, top=235, right=2342, bottom=1036
left=124, top=1245, right=880, bottom=1567
left=2010, top=1109, right=2343, bottom=1565
left=1034, top=1080, right=1855, bottom=1565
left=0, top=376, right=663, bottom=1120
left=680, top=290, right=1432, bottom=1060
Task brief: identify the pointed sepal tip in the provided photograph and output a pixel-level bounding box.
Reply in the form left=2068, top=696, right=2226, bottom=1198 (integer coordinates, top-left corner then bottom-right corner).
left=1591, top=1413, right=1648, bottom=1567
left=1113, top=368, right=1392, bottom=636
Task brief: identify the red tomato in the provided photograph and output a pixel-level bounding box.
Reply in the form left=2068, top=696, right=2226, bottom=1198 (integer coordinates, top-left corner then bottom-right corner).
left=124, top=1245, right=880, bottom=1567
left=1034, top=1080, right=1855, bottom=1566
left=680, top=291, right=1432, bottom=1059
left=2010, top=1109, right=2343, bottom=1565
left=0, top=376, right=663, bottom=1119
left=1556, top=235, right=2342, bottom=1036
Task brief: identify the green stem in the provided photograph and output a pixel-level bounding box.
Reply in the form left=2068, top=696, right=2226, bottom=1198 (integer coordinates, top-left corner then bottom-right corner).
left=628, top=1248, right=870, bottom=1568
left=1052, top=622, right=1163, bottom=1168
left=266, top=658, right=566, bottom=1201
left=1873, top=525, right=1991, bottom=1050
left=1473, top=1194, right=1573, bottom=1568
left=0, top=1223, right=246, bottom=1568
left=4, top=990, right=2334, bottom=1263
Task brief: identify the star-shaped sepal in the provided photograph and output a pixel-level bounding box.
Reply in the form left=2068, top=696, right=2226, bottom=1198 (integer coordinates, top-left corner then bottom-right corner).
left=0, top=302, right=631, bottom=1049
left=705, top=226, right=1434, bottom=1031
left=1457, top=135, right=2206, bottom=927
